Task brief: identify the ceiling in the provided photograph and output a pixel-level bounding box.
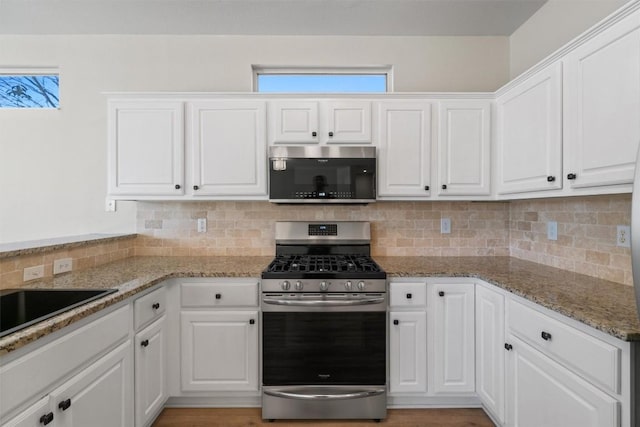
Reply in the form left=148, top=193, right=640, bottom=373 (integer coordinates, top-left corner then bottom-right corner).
left=0, top=0, right=548, bottom=36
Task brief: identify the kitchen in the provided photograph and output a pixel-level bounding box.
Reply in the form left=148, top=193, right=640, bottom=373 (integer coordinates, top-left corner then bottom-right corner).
left=1, top=0, right=640, bottom=426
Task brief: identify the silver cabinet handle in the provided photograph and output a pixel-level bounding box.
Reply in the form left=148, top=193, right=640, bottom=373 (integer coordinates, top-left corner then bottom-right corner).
left=262, top=297, right=385, bottom=307
left=264, top=388, right=385, bottom=401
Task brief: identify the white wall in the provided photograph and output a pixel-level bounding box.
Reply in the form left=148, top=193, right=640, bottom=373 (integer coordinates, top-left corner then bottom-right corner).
left=0, top=34, right=509, bottom=243
left=509, top=0, right=627, bottom=78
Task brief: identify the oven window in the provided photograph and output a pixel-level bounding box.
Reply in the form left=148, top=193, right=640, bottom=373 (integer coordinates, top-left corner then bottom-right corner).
left=262, top=312, right=386, bottom=386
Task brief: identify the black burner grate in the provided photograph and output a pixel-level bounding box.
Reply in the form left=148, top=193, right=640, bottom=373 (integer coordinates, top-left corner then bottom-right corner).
left=266, top=255, right=382, bottom=274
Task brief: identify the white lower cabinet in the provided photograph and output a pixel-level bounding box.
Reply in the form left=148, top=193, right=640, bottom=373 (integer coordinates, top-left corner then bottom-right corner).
left=389, top=311, right=427, bottom=394
left=49, top=341, right=133, bottom=427
left=2, top=397, right=51, bottom=427
left=429, top=283, right=475, bottom=395
left=475, top=283, right=505, bottom=424
left=180, top=311, right=259, bottom=392
left=135, top=316, right=166, bottom=427
left=179, top=279, right=260, bottom=394
left=505, top=335, right=619, bottom=427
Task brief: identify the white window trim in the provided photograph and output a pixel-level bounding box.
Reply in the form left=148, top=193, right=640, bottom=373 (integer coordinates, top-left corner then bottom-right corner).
left=251, top=65, right=393, bottom=92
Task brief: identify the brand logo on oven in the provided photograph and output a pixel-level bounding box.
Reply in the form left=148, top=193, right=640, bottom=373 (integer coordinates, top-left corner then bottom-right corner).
left=318, top=374, right=331, bottom=379
left=317, top=159, right=329, bottom=163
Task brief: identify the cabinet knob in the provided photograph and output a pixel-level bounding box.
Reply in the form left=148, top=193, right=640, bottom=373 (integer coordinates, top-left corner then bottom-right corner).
left=424, top=185, right=430, bottom=191
left=40, top=413, right=54, bottom=425
left=249, top=319, right=255, bottom=325
left=541, top=331, right=552, bottom=341
left=547, top=176, right=556, bottom=182
left=442, top=184, right=447, bottom=190
left=215, top=293, right=222, bottom=300
left=504, top=343, right=513, bottom=351
left=406, top=293, right=412, bottom=299
left=175, top=184, right=181, bottom=190
left=193, top=185, right=199, bottom=191
left=312, top=131, right=317, bottom=137
left=141, top=339, right=149, bottom=347
left=328, top=131, right=334, bottom=137
left=393, top=319, right=399, bottom=325
left=58, top=398, right=71, bottom=411
left=152, top=302, right=160, bottom=310
left=567, top=173, right=577, bottom=180
left=438, top=291, right=445, bottom=297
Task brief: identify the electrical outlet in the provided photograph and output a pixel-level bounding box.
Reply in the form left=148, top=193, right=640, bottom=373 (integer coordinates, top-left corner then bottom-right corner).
left=23, top=265, right=45, bottom=282
left=441, top=218, right=451, bottom=234
left=53, top=258, right=73, bottom=275
left=617, top=225, right=631, bottom=248
left=547, top=221, right=558, bottom=241
left=197, top=218, right=207, bottom=233
left=105, top=199, right=116, bottom=212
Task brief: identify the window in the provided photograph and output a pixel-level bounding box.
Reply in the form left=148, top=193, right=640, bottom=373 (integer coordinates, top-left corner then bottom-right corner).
left=0, top=69, right=60, bottom=108
left=253, top=66, right=391, bottom=93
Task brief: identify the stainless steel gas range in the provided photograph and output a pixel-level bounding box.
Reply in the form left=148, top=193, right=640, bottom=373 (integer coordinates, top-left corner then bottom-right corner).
left=260, top=221, right=387, bottom=422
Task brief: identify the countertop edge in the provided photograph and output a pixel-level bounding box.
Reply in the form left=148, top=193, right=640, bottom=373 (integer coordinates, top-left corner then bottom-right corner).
left=0, top=233, right=137, bottom=259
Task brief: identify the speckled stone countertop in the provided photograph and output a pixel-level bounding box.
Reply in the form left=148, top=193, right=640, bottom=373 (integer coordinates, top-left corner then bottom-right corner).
left=1, top=255, right=639, bottom=356
left=0, top=233, right=136, bottom=259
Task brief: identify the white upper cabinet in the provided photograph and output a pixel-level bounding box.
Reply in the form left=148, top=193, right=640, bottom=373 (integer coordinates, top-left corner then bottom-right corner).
left=377, top=101, right=433, bottom=197
left=108, top=100, right=184, bottom=196
left=563, top=11, right=640, bottom=189
left=269, top=100, right=372, bottom=144
left=496, top=62, right=563, bottom=195
left=189, top=100, right=267, bottom=197
left=437, top=100, right=491, bottom=196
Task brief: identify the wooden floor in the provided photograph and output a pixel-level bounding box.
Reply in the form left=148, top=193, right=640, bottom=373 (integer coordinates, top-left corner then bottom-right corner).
left=152, top=408, right=495, bottom=427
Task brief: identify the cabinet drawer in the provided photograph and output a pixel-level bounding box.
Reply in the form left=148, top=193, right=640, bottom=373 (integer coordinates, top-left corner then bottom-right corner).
left=508, top=299, right=620, bottom=394
left=390, top=282, right=427, bottom=308
left=134, top=286, right=166, bottom=331
left=181, top=281, right=258, bottom=308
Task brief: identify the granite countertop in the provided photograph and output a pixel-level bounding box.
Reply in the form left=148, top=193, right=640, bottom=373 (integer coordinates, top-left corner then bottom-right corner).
left=1, top=255, right=639, bottom=356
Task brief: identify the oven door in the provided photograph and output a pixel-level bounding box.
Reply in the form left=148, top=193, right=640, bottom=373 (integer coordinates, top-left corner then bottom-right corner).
left=261, top=294, right=386, bottom=386
left=269, top=157, right=376, bottom=203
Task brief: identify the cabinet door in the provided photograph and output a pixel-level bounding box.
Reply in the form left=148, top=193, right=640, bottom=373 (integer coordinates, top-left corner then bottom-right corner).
left=135, top=316, right=166, bottom=427
left=564, top=13, right=640, bottom=189
left=505, top=335, right=619, bottom=427
left=269, top=101, right=319, bottom=144
left=378, top=101, right=432, bottom=197
left=389, top=311, right=427, bottom=394
left=497, top=62, right=562, bottom=194
left=181, top=311, right=259, bottom=392
left=190, top=101, right=267, bottom=196
left=437, top=100, right=491, bottom=196
left=430, top=283, right=475, bottom=394
left=108, top=100, right=184, bottom=196
left=475, top=284, right=505, bottom=424
left=2, top=396, right=51, bottom=427
left=324, top=101, right=372, bottom=144
left=50, top=341, right=133, bottom=427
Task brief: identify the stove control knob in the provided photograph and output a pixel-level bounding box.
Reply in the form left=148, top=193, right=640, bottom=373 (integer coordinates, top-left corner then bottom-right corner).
left=357, top=281, right=366, bottom=290
left=319, top=281, right=329, bottom=291
left=344, top=281, right=353, bottom=291
left=281, top=280, right=291, bottom=291
left=295, top=281, right=303, bottom=290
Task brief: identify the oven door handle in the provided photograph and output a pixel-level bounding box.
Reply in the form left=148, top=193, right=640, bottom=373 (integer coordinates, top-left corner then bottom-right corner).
left=264, top=388, right=386, bottom=401
left=262, top=296, right=385, bottom=307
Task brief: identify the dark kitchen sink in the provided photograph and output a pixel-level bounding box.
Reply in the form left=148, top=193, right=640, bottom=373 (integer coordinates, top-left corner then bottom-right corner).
left=0, top=288, right=118, bottom=338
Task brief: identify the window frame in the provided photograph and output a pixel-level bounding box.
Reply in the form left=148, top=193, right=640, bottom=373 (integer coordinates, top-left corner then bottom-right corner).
left=0, top=67, right=60, bottom=110
left=251, top=65, right=393, bottom=93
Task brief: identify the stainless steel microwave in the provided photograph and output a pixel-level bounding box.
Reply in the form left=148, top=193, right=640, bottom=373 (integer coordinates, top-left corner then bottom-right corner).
left=268, top=146, right=376, bottom=203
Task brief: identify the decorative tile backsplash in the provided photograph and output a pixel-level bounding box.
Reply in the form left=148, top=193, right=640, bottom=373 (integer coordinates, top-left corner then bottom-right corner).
left=509, top=194, right=632, bottom=286
left=134, top=201, right=511, bottom=257
left=1, top=195, right=632, bottom=289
